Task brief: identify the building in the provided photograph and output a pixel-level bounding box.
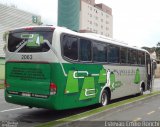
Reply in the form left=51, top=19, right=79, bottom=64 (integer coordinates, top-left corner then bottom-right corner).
left=150, top=51, right=156, bottom=60
left=58, top=0, right=113, bottom=37
left=58, top=0, right=80, bottom=31
left=0, top=3, right=41, bottom=58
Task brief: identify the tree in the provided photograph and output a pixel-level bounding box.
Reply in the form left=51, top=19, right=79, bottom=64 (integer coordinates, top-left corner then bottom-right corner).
left=156, top=42, right=160, bottom=60
left=141, top=46, right=155, bottom=53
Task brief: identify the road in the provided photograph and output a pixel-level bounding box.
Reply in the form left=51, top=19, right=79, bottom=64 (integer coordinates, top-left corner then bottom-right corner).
left=61, top=94, right=160, bottom=127
left=0, top=90, right=99, bottom=127
left=83, top=94, right=160, bottom=121
left=0, top=78, right=160, bottom=127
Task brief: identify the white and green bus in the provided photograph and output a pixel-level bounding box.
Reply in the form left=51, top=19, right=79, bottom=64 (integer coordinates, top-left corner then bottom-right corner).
left=4, top=26, right=155, bottom=110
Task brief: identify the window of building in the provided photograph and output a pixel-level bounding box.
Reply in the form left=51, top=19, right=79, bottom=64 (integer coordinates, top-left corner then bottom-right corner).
left=120, top=47, right=128, bottom=63
left=93, top=42, right=107, bottom=62
left=108, top=45, right=120, bottom=63
left=62, top=35, right=78, bottom=61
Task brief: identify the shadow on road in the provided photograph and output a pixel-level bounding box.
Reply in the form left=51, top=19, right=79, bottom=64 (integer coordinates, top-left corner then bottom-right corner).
left=13, top=94, right=140, bottom=125
left=14, top=105, right=99, bottom=124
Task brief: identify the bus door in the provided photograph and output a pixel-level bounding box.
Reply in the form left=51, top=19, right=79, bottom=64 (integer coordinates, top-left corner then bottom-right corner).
left=146, top=54, right=151, bottom=90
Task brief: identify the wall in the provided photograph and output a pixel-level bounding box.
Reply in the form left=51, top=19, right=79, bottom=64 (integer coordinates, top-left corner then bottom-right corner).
left=0, top=3, right=41, bottom=58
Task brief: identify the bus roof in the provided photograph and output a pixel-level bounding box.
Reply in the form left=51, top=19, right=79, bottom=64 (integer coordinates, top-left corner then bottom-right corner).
left=55, top=26, right=149, bottom=54
left=7, top=26, right=149, bottom=54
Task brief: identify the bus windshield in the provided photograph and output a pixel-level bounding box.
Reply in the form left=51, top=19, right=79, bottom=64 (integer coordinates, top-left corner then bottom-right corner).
left=8, top=30, right=53, bottom=53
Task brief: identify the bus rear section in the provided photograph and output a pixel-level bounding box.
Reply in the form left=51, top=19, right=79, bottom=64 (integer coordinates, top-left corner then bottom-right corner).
left=4, top=27, right=62, bottom=110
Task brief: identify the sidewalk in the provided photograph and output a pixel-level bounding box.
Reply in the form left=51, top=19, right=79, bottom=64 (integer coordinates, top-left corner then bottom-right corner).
left=152, top=78, right=160, bottom=91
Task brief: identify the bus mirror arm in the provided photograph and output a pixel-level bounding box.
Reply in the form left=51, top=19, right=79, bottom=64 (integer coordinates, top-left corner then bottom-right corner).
left=43, top=40, right=67, bottom=77
left=3, top=32, right=9, bottom=42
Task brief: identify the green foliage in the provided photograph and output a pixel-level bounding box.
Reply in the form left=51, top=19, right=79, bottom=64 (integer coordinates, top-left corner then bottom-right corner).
left=142, top=42, right=160, bottom=60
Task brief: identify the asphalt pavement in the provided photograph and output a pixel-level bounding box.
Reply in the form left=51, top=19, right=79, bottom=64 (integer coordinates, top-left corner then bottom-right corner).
left=0, top=78, right=160, bottom=127
left=60, top=94, right=160, bottom=127
left=60, top=78, right=160, bottom=127
left=0, top=89, right=99, bottom=127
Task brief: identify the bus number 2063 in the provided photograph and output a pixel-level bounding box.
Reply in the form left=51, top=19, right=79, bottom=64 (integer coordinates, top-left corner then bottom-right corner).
left=21, top=55, right=32, bottom=60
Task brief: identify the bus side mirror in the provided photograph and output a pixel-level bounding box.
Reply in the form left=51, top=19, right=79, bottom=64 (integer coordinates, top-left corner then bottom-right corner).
left=3, top=33, right=7, bottom=41
left=3, top=32, right=8, bottom=53
left=3, top=32, right=9, bottom=42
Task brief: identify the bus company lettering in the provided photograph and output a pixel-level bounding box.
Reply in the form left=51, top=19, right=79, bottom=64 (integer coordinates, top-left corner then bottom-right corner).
left=114, top=69, right=136, bottom=75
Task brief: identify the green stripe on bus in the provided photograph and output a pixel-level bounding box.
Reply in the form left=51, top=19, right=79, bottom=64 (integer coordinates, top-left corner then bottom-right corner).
left=79, top=77, right=96, bottom=100
left=98, top=68, right=106, bottom=84
left=134, top=68, right=141, bottom=84
left=65, top=71, right=79, bottom=94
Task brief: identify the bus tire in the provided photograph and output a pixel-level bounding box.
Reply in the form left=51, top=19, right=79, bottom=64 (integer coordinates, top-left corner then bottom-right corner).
left=140, top=86, right=144, bottom=95
left=100, top=90, right=109, bottom=106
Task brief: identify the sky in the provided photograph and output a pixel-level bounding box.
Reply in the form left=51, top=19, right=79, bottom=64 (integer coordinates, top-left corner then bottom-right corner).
left=0, top=0, right=160, bottom=48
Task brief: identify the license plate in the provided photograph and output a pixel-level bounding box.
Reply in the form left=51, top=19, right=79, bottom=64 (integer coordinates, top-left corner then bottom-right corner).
left=22, top=93, right=31, bottom=97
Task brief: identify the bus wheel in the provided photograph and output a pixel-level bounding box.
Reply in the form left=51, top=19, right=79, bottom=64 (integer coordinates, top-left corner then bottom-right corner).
left=140, top=87, right=143, bottom=95
left=100, top=90, right=109, bottom=106
left=28, top=106, right=33, bottom=109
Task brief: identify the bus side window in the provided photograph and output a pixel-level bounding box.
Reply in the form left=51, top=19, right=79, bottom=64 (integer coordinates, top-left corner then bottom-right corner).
left=80, top=39, right=92, bottom=62
left=120, top=47, right=128, bottom=64
left=62, top=35, right=78, bottom=61
left=141, top=52, right=145, bottom=65
left=130, top=49, right=137, bottom=65
left=138, top=51, right=145, bottom=65
left=108, top=45, right=120, bottom=63
left=93, top=42, right=107, bottom=62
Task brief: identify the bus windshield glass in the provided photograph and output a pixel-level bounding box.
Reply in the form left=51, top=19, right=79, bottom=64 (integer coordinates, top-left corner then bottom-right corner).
left=8, top=30, right=53, bottom=53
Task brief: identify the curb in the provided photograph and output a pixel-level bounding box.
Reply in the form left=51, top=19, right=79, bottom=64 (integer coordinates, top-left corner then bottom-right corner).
left=81, top=93, right=160, bottom=121
left=55, top=93, right=160, bottom=127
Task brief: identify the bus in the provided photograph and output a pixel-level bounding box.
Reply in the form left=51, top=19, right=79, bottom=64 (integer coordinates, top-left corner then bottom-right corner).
left=3, top=26, right=155, bottom=110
